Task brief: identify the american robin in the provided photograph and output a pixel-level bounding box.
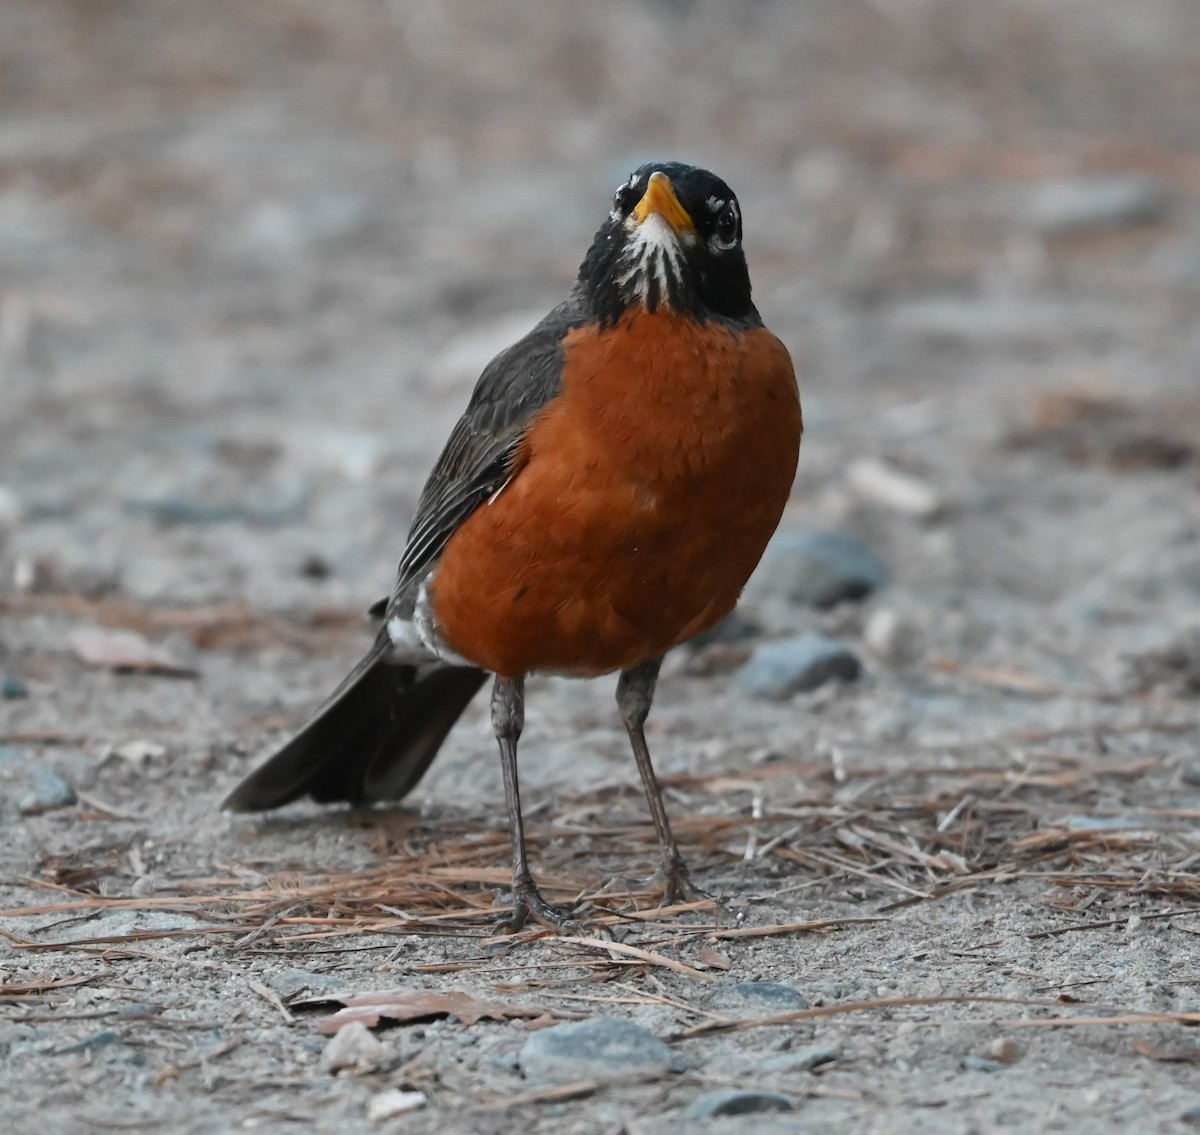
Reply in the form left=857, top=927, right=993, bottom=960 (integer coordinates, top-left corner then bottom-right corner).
left=224, top=161, right=803, bottom=929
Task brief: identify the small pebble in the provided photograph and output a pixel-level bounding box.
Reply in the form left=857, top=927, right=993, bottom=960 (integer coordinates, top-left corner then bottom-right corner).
left=0, top=674, right=29, bottom=699
left=518, top=1017, right=674, bottom=1084
left=863, top=607, right=921, bottom=665
left=365, top=1089, right=426, bottom=1121
left=754, top=529, right=887, bottom=609
left=19, top=766, right=77, bottom=814
left=758, top=1044, right=840, bottom=1074
left=685, top=1088, right=796, bottom=1119
left=299, top=554, right=332, bottom=580
left=320, top=1020, right=384, bottom=1074
left=115, top=740, right=167, bottom=765
left=848, top=457, right=945, bottom=520
left=735, top=636, right=861, bottom=701
left=987, top=1038, right=1022, bottom=1064
left=707, top=982, right=810, bottom=1018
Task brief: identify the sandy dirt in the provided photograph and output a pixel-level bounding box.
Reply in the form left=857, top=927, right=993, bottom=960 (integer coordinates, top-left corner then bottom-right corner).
left=2, top=2, right=1200, bottom=1132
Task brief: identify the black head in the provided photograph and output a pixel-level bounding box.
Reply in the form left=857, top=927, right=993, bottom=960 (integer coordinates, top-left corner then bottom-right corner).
left=576, top=161, right=760, bottom=328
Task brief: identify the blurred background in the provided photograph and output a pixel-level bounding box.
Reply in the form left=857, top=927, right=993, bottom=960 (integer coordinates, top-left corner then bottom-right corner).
left=4, top=9, right=1200, bottom=1127
left=2, top=0, right=1198, bottom=697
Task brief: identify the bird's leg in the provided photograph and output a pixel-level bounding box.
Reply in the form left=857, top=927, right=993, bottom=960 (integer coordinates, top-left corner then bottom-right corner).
left=492, top=675, right=576, bottom=931
left=616, top=659, right=714, bottom=906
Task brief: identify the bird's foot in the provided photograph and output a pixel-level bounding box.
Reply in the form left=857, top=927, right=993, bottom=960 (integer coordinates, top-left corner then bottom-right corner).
left=500, top=874, right=579, bottom=933
left=647, top=856, right=719, bottom=908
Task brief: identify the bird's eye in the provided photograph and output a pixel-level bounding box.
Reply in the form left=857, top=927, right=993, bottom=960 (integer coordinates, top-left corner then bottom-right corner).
left=613, top=180, right=641, bottom=218
left=714, top=203, right=739, bottom=247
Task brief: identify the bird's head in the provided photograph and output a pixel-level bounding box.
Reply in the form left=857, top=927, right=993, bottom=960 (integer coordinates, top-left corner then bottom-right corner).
left=577, top=161, right=759, bottom=328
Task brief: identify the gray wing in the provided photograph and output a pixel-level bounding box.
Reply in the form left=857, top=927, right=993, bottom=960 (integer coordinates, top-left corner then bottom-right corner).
left=375, top=298, right=584, bottom=620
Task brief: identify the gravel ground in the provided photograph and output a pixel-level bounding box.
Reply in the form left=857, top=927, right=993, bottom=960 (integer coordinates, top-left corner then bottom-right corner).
left=3, top=2, right=1200, bottom=1132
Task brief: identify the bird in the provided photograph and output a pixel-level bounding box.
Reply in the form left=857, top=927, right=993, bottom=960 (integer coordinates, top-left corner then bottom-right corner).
left=224, top=161, right=803, bottom=930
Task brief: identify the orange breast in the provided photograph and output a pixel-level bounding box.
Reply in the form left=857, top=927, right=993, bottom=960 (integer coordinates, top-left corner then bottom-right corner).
left=428, top=309, right=802, bottom=679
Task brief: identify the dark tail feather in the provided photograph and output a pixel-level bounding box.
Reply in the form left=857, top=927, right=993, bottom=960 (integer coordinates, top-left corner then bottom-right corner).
left=223, top=636, right=486, bottom=811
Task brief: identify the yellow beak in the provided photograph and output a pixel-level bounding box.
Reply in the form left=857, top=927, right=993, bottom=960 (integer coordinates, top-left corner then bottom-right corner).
left=632, top=172, right=695, bottom=237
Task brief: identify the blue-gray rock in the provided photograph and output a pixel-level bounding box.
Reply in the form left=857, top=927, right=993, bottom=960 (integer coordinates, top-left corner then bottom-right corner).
left=518, top=1018, right=674, bottom=1084
left=1182, top=1104, right=1200, bottom=1126
left=707, top=982, right=810, bottom=1018
left=961, top=1054, right=1008, bottom=1073
left=115, top=1003, right=161, bottom=1019
left=1, top=674, right=29, bottom=699
left=756, top=530, right=887, bottom=609
left=688, top=609, right=760, bottom=648
left=759, top=1044, right=840, bottom=1074
left=685, top=1088, right=796, bottom=1119
left=124, top=476, right=311, bottom=527
left=19, top=766, right=77, bottom=814
left=735, top=636, right=861, bottom=701
left=51, top=1029, right=123, bottom=1055
left=1031, top=176, right=1169, bottom=234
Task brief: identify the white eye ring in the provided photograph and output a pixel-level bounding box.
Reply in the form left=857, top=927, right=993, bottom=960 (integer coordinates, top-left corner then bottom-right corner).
left=611, top=175, right=643, bottom=221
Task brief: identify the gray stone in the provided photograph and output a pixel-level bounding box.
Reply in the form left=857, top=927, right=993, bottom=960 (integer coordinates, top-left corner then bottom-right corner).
left=685, top=1088, right=796, bottom=1119
left=236, top=191, right=368, bottom=256
left=759, top=1044, right=840, bottom=1074
left=1030, top=176, right=1169, bottom=234
left=0, top=674, right=29, bottom=699
left=755, top=530, right=887, bottom=608
left=269, top=968, right=344, bottom=1002
left=320, top=1020, right=384, bottom=1074
left=735, top=636, right=861, bottom=701
left=863, top=607, right=921, bottom=665
left=707, top=982, right=810, bottom=1018
left=889, top=294, right=1060, bottom=346
left=19, top=765, right=77, bottom=814
left=518, top=1017, right=674, bottom=1084
left=1182, top=1104, right=1200, bottom=1126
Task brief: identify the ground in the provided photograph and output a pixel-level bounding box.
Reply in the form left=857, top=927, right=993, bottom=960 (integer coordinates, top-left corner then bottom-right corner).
left=2, top=2, right=1200, bottom=1132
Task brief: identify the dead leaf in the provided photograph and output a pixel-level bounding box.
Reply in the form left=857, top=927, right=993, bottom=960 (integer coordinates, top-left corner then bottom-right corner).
left=306, top=988, right=556, bottom=1034
left=698, top=946, right=732, bottom=970
left=1134, top=1039, right=1200, bottom=1064
left=70, top=627, right=197, bottom=677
